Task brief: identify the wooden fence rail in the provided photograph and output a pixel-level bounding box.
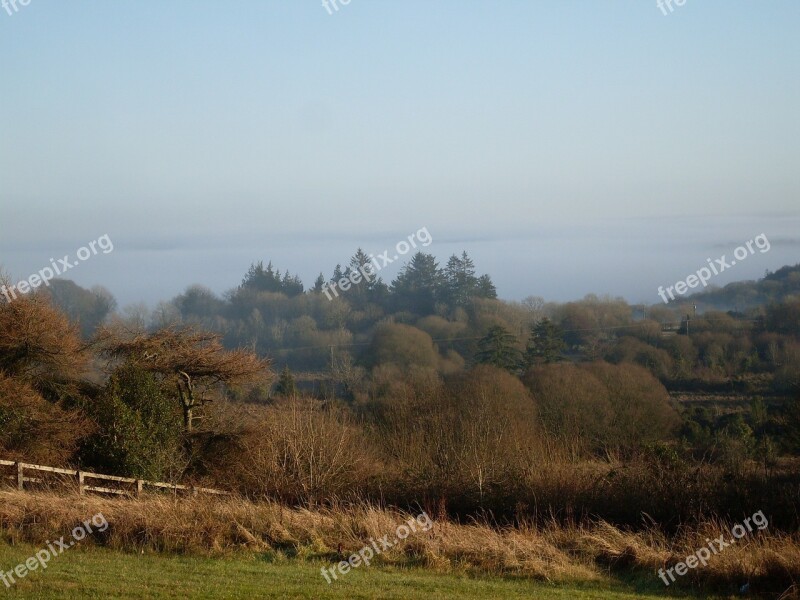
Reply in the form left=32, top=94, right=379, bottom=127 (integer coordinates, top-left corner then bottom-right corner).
left=0, top=459, right=229, bottom=498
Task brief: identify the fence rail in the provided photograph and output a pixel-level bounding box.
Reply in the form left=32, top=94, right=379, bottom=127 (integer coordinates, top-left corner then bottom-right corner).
left=0, top=459, right=229, bottom=498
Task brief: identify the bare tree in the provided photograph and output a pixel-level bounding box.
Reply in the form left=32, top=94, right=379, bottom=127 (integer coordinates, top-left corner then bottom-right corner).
left=522, top=295, right=545, bottom=323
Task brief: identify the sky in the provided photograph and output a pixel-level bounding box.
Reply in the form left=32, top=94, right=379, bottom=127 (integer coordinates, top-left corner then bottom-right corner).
left=1, top=0, right=799, bottom=308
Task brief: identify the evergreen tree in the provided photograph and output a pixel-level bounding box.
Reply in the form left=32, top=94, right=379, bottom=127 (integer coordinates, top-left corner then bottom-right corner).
left=525, top=318, right=566, bottom=366
left=476, top=274, right=497, bottom=299
left=331, top=264, right=344, bottom=284
left=82, top=364, right=183, bottom=480
left=312, top=273, right=325, bottom=293
left=391, top=252, right=443, bottom=315
left=241, top=261, right=303, bottom=296
left=349, top=248, right=373, bottom=283
left=347, top=248, right=381, bottom=308
left=475, top=326, right=522, bottom=372
left=281, top=270, right=304, bottom=296
left=443, top=252, right=478, bottom=308
left=275, top=365, right=297, bottom=397
left=442, top=252, right=496, bottom=306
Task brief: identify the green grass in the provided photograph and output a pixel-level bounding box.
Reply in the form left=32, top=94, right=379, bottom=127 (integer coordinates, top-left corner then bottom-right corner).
left=0, top=543, right=725, bottom=599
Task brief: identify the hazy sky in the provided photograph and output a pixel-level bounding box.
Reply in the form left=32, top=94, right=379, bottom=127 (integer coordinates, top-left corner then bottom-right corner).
left=1, top=1, right=799, bottom=307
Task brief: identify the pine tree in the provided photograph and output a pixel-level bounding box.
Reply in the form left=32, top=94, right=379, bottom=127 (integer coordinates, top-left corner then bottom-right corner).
left=275, top=365, right=297, bottom=397
left=443, top=252, right=478, bottom=308
left=347, top=248, right=381, bottom=308
left=349, top=248, right=372, bottom=280
left=281, top=271, right=304, bottom=297
left=313, top=273, right=325, bottom=293
left=442, top=252, right=496, bottom=306
left=331, top=264, right=344, bottom=284
left=241, top=261, right=303, bottom=295
left=391, top=252, right=442, bottom=315
left=262, top=261, right=281, bottom=292
left=476, top=274, right=497, bottom=299
left=524, top=318, right=565, bottom=366
left=475, top=326, right=522, bottom=371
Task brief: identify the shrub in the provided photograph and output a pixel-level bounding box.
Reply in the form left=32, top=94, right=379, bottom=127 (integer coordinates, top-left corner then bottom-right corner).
left=582, top=362, right=681, bottom=450
left=523, top=363, right=613, bottom=455
left=232, top=397, right=378, bottom=503
left=365, top=323, right=439, bottom=370
left=81, top=364, right=185, bottom=481
left=605, top=336, right=673, bottom=380
left=0, top=372, right=90, bottom=464
left=370, top=366, right=538, bottom=511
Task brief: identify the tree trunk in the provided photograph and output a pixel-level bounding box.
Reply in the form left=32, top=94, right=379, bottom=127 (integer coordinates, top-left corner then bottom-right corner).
left=184, top=405, right=193, bottom=433
left=177, top=372, right=195, bottom=434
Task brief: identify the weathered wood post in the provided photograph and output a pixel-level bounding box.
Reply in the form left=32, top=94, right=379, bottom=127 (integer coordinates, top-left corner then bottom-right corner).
left=16, top=462, right=23, bottom=491
left=78, top=470, right=85, bottom=496
left=136, top=479, right=143, bottom=497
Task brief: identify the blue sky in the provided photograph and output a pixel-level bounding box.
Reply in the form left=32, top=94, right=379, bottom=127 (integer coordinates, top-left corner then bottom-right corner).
left=1, top=0, right=799, bottom=306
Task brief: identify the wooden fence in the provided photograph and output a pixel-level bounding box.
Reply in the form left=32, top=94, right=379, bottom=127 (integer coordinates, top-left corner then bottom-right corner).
left=0, top=459, right=229, bottom=498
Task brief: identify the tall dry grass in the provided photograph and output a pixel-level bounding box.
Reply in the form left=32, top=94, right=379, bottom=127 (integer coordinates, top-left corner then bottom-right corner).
left=0, top=488, right=797, bottom=595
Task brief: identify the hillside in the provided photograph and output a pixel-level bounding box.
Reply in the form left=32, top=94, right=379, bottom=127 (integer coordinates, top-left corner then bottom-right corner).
left=676, top=264, right=800, bottom=312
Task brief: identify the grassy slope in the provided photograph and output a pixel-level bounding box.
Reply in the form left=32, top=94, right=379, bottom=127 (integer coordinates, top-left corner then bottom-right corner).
left=0, top=544, right=721, bottom=600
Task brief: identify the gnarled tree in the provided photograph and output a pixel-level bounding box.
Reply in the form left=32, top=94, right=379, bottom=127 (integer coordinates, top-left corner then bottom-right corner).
left=95, top=326, right=270, bottom=432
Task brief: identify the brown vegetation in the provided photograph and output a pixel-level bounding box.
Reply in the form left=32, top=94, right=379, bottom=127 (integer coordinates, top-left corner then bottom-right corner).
left=0, top=489, right=797, bottom=595
left=95, top=326, right=270, bottom=432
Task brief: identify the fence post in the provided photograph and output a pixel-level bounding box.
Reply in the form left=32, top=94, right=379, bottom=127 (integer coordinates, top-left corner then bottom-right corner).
left=78, top=471, right=85, bottom=496
left=16, top=462, right=23, bottom=491
left=136, top=480, right=143, bottom=497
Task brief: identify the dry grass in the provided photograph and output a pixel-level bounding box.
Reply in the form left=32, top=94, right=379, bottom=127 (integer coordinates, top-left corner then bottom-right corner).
left=671, top=520, right=800, bottom=592
left=0, top=488, right=797, bottom=594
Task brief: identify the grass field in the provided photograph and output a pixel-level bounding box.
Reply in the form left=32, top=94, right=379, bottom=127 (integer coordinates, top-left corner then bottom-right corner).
left=0, top=544, right=724, bottom=600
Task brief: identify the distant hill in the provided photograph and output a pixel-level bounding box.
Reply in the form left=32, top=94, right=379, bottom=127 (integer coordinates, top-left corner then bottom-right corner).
left=681, top=263, right=800, bottom=311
